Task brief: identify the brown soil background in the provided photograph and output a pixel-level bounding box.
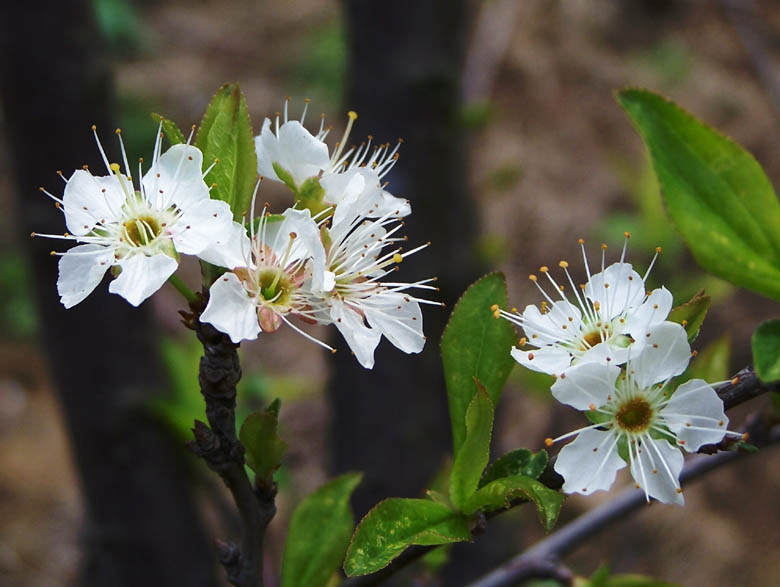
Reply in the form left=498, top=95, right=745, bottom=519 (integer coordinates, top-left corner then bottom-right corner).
left=2, top=0, right=780, bottom=585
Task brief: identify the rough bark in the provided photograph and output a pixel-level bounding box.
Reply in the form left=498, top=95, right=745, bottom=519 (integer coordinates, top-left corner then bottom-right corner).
left=0, top=1, right=218, bottom=585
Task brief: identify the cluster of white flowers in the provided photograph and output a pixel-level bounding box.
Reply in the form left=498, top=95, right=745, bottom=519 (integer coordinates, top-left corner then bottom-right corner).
left=39, top=102, right=436, bottom=369
left=496, top=237, right=743, bottom=505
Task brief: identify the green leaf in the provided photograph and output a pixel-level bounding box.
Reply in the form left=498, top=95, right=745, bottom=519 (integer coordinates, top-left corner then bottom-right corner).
left=463, top=474, right=564, bottom=530
left=449, top=383, right=493, bottom=510
left=667, top=290, right=710, bottom=342
left=281, top=473, right=362, bottom=587
left=239, top=402, right=288, bottom=480
left=752, top=319, right=780, bottom=382
left=684, top=334, right=730, bottom=383
left=195, top=83, right=257, bottom=221
left=618, top=89, right=780, bottom=302
left=479, top=448, right=548, bottom=488
left=344, top=499, right=471, bottom=576
left=441, top=272, right=516, bottom=456
left=151, top=113, right=186, bottom=145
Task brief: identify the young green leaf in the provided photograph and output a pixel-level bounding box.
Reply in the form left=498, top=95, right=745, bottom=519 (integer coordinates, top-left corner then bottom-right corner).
left=463, top=474, right=564, bottom=531
left=281, top=473, right=362, bottom=587
left=195, top=83, right=257, bottom=221
left=752, top=319, right=780, bottom=382
left=449, top=382, right=493, bottom=510
left=239, top=401, right=287, bottom=481
left=684, top=334, right=730, bottom=383
left=618, top=89, right=780, bottom=302
left=151, top=113, right=186, bottom=145
left=343, top=498, right=471, bottom=576
left=479, top=448, right=548, bottom=488
left=667, top=290, right=710, bottom=342
left=441, top=273, right=516, bottom=457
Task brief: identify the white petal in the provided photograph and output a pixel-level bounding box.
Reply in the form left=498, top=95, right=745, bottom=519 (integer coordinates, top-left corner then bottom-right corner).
left=323, top=270, right=336, bottom=292
left=521, top=301, right=581, bottom=346
left=364, top=292, right=425, bottom=354
left=623, top=287, right=673, bottom=338
left=63, top=170, right=126, bottom=235
left=631, top=322, right=691, bottom=389
left=171, top=199, right=236, bottom=256
left=108, top=253, right=178, bottom=306
left=577, top=340, right=629, bottom=367
left=585, top=263, right=644, bottom=321
left=662, top=379, right=729, bottom=452
left=321, top=167, right=366, bottom=209
left=630, top=437, right=684, bottom=505
left=551, top=361, right=620, bottom=411
left=56, top=244, right=115, bottom=308
left=197, top=221, right=251, bottom=270
left=331, top=300, right=381, bottom=369
left=555, top=429, right=625, bottom=496
left=510, top=345, right=572, bottom=375
left=143, top=144, right=209, bottom=209
left=201, top=272, right=261, bottom=343
left=264, top=208, right=327, bottom=291
left=256, top=119, right=330, bottom=187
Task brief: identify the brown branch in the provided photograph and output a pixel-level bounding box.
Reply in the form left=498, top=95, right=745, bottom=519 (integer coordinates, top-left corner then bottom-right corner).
left=343, top=367, right=777, bottom=586
left=184, top=302, right=276, bottom=587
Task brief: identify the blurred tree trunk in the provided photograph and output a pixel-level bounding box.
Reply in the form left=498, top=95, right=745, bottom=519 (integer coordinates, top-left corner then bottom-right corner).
left=331, top=0, right=477, bottom=517
left=0, top=2, right=219, bottom=586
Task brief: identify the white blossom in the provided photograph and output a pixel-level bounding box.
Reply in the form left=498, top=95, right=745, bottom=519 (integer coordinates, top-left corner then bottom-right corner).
left=254, top=100, right=410, bottom=217
left=37, top=127, right=245, bottom=308
left=200, top=205, right=330, bottom=346
left=547, top=322, right=742, bottom=505
left=496, top=236, right=671, bottom=376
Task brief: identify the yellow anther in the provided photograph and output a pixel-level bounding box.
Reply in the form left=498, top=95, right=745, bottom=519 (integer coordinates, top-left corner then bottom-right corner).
left=741, top=432, right=749, bottom=441
left=624, top=231, right=631, bottom=239
left=289, top=232, right=297, bottom=239
left=115, top=128, right=122, bottom=134
left=656, top=246, right=662, bottom=253
left=109, top=163, right=121, bottom=172
left=731, top=377, right=739, bottom=385
left=529, top=274, right=537, bottom=282
left=490, top=304, right=499, bottom=311
left=348, top=110, right=358, bottom=120
left=493, top=310, right=501, bottom=319
left=91, top=124, right=97, bottom=131
left=601, top=243, right=608, bottom=250
left=544, top=438, right=554, bottom=447
left=589, top=403, right=596, bottom=411
left=577, top=238, right=584, bottom=244
left=511, top=307, right=518, bottom=313
left=518, top=337, right=527, bottom=347
left=393, top=253, right=403, bottom=263
left=559, top=260, right=569, bottom=268
left=539, top=265, right=549, bottom=272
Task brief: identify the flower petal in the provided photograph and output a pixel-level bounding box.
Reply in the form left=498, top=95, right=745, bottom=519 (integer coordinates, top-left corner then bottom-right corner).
left=331, top=300, right=381, bottom=369
left=256, top=119, right=330, bottom=187
left=56, top=244, right=115, bottom=308
left=631, top=322, right=691, bottom=389
left=661, top=378, right=729, bottom=452
left=510, top=345, right=572, bottom=375
left=263, top=208, right=327, bottom=291
left=585, top=262, right=644, bottom=321
left=196, top=220, right=252, bottom=270
left=630, top=437, right=684, bottom=505
left=521, top=301, right=582, bottom=347
left=171, top=199, right=236, bottom=256
left=555, top=428, right=625, bottom=496
left=108, top=253, right=178, bottom=306
left=201, top=272, right=261, bottom=343
left=623, top=287, right=673, bottom=339
left=364, top=292, right=425, bottom=355
left=143, top=144, right=209, bottom=210
left=63, top=170, right=127, bottom=235
left=550, top=361, right=620, bottom=411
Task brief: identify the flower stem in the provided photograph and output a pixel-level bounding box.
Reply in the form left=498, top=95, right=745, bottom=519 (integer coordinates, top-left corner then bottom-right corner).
left=168, top=274, right=198, bottom=304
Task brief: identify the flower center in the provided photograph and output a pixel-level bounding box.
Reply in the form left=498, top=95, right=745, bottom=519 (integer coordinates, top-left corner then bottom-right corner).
left=257, top=268, right=293, bottom=305
left=123, top=215, right=162, bottom=247
left=615, top=398, right=653, bottom=433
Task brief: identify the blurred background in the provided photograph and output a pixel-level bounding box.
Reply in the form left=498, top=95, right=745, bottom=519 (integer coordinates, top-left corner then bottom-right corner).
left=1, top=0, right=780, bottom=585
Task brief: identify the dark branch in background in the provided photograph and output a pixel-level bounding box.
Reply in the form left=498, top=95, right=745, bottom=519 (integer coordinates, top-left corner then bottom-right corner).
left=183, top=300, right=277, bottom=587
left=343, top=367, right=778, bottom=586
left=719, top=0, right=780, bottom=124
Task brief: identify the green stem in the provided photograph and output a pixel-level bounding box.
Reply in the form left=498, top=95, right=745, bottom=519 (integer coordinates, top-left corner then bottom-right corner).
left=168, top=274, right=198, bottom=304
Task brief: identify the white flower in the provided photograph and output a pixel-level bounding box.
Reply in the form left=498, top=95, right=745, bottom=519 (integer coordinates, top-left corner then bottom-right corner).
left=37, top=127, right=245, bottom=308
left=254, top=100, right=410, bottom=217
left=547, top=322, right=742, bottom=505
left=200, top=206, right=329, bottom=345
left=496, top=236, right=671, bottom=376
left=306, top=197, right=437, bottom=368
